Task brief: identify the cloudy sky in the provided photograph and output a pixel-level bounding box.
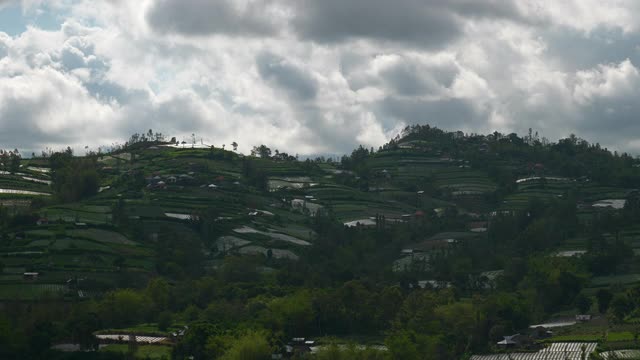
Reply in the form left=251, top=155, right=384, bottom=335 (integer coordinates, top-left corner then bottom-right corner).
left=1, top=0, right=640, bottom=155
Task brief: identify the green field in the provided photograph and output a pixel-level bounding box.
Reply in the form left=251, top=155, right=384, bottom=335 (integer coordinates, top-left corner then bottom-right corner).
left=100, top=344, right=172, bottom=359
left=0, top=283, right=67, bottom=300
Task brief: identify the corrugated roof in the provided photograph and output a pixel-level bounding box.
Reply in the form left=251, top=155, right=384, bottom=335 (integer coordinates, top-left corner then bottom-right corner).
left=471, top=342, right=597, bottom=360
left=601, top=349, right=640, bottom=359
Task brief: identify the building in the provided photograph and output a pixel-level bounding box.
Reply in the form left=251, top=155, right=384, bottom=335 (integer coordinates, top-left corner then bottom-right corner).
left=23, top=272, right=39, bottom=280
left=497, top=334, right=522, bottom=348
left=575, top=314, right=592, bottom=322
left=286, top=338, right=314, bottom=357
left=472, top=342, right=597, bottom=360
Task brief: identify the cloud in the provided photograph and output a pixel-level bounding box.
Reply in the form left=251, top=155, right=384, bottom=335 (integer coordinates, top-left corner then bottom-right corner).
left=3, top=0, right=640, bottom=157
left=256, top=51, right=318, bottom=101
left=0, top=67, right=117, bottom=153
left=0, top=32, right=9, bottom=58
left=146, top=0, right=283, bottom=36
left=289, top=0, right=524, bottom=47
left=570, top=60, right=640, bottom=145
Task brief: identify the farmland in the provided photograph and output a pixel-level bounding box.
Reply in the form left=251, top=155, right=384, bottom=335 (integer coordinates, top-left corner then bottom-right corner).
left=0, top=126, right=640, bottom=359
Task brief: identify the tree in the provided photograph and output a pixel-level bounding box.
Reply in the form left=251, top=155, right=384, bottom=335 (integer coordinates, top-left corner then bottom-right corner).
left=596, top=289, right=613, bottom=314
left=219, top=330, right=272, bottom=360
left=98, top=289, right=149, bottom=328
left=50, top=153, right=99, bottom=202
left=28, top=320, right=55, bottom=359
left=146, top=278, right=171, bottom=313
left=264, top=291, right=314, bottom=337
left=173, top=322, right=222, bottom=360
left=232, top=142, right=238, bottom=151
left=8, top=150, right=20, bottom=173
left=575, top=294, right=592, bottom=314
left=157, top=311, right=172, bottom=331
left=386, top=331, right=420, bottom=360
left=251, top=145, right=271, bottom=158
left=610, top=295, right=632, bottom=323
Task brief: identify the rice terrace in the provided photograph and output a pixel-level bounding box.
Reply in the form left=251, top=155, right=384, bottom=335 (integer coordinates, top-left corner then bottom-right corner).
left=4, top=1, right=640, bottom=359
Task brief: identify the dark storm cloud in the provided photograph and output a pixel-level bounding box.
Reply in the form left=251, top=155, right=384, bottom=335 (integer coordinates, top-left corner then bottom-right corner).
left=380, top=60, right=458, bottom=96
left=290, top=0, right=523, bottom=46
left=543, top=27, right=640, bottom=71
left=145, top=0, right=524, bottom=48
left=146, top=0, right=279, bottom=36
left=256, top=51, right=318, bottom=101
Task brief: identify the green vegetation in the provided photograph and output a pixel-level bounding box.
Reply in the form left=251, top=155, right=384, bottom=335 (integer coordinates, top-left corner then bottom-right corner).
left=1, top=126, right=640, bottom=359
left=100, top=344, right=171, bottom=359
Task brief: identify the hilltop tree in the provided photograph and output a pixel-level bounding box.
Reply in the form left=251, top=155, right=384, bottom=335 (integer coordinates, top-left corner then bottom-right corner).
left=232, top=142, right=238, bottom=151
left=9, top=150, right=20, bottom=173
left=251, top=145, right=272, bottom=158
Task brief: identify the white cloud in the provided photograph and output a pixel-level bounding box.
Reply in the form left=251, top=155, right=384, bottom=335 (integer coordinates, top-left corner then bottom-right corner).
left=1, top=0, right=640, bottom=156
left=574, top=59, right=640, bottom=103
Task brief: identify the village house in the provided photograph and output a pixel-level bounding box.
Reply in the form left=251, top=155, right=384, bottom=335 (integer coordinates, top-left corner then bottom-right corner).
left=286, top=338, right=314, bottom=357
left=23, top=272, right=39, bottom=280
left=497, top=334, right=527, bottom=348
left=575, top=314, right=592, bottom=322
left=408, top=280, right=451, bottom=290
left=468, top=221, right=488, bottom=232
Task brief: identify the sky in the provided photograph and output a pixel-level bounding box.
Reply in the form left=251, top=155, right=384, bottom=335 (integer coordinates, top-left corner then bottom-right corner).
left=1, top=0, right=640, bottom=156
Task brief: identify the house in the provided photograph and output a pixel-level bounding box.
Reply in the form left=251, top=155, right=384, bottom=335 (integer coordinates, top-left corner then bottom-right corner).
left=479, top=270, right=504, bottom=289
left=414, top=238, right=457, bottom=253
left=575, top=314, right=592, bottom=322
left=497, top=334, right=523, bottom=348
left=434, top=208, right=446, bottom=217
left=286, top=338, right=314, bottom=357
left=530, top=326, right=553, bottom=339
left=468, top=221, right=488, bottom=232
left=24, top=272, right=39, bottom=280
left=401, top=249, right=414, bottom=255
left=413, top=280, right=451, bottom=289
left=291, top=199, right=305, bottom=210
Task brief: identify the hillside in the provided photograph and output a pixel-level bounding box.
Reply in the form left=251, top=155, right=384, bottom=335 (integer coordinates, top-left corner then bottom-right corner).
left=1, top=126, right=640, bottom=359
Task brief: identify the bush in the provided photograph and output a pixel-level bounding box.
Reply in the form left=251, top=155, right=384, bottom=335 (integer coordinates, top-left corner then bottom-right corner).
left=157, top=312, right=172, bottom=331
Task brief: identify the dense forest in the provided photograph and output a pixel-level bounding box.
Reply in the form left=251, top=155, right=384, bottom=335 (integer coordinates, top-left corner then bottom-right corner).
left=1, top=125, right=640, bottom=359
